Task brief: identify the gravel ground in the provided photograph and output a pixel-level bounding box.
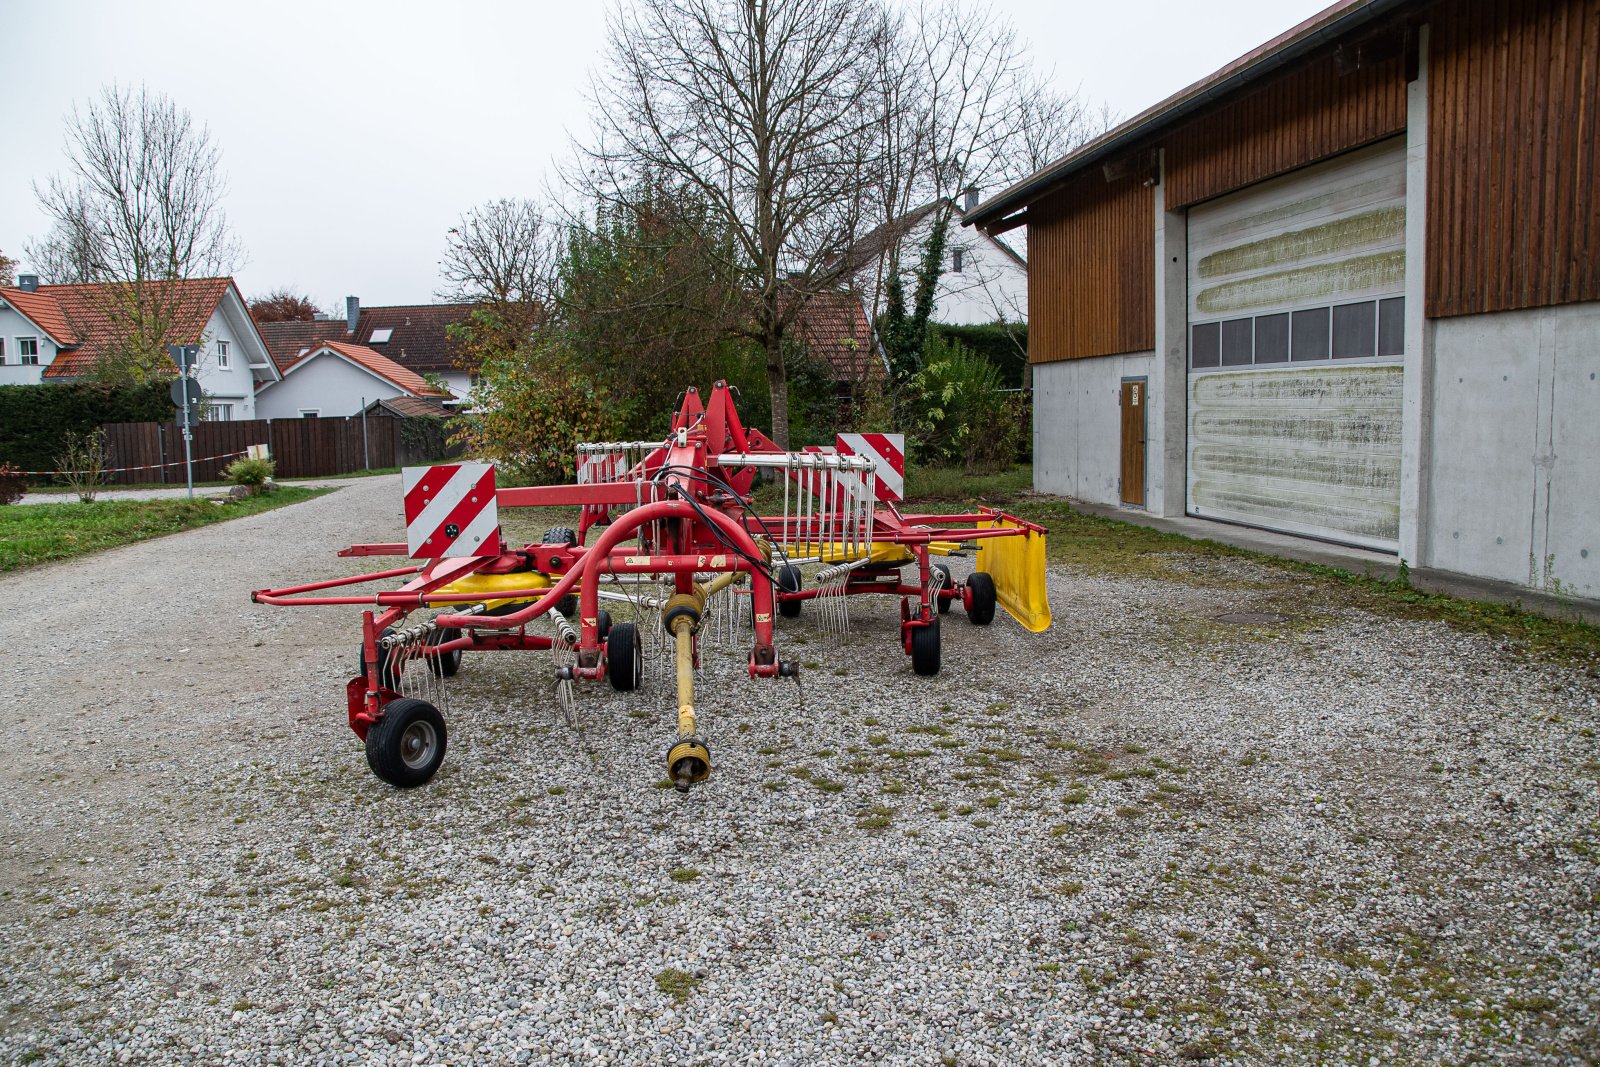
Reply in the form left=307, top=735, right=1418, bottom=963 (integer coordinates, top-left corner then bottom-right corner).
left=1, top=474, right=1597, bottom=1066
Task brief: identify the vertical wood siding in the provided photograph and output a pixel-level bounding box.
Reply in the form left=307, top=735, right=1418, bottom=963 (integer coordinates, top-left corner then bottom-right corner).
left=1428, top=0, right=1600, bottom=316
left=1027, top=171, right=1155, bottom=363
left=1165, top=51, right=1408, bottom=211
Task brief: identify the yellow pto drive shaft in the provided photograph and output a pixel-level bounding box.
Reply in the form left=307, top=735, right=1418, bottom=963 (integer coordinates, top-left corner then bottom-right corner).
left=661, top=587, right=714, bottom=791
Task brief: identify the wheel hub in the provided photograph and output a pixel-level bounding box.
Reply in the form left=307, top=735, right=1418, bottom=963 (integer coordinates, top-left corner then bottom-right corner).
left=400, top=721, right=439, bottom=769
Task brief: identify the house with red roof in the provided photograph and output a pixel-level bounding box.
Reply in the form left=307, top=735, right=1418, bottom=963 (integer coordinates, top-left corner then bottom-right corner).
left=255, top=296, right=479, bottom=406
left=0, top=274, right=281, bottom=419
left=253, top=339, right=453, bottom=419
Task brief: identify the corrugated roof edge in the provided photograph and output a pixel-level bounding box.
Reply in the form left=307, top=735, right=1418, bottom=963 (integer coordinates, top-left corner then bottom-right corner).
left=963, top=0, right=1412, bottom=230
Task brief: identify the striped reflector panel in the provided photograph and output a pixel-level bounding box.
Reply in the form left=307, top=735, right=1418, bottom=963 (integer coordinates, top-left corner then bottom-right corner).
left=402, top=463, right=501, bottom=558
left=836, top=433, right=905, bottom=501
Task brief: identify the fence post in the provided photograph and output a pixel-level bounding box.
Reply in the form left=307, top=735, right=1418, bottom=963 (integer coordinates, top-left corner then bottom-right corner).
left=157, top=423, right=167, bottom=484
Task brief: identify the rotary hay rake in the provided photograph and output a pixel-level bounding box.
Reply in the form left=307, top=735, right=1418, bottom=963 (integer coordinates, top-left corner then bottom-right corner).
left=253, top=381, right=1051, bottom=792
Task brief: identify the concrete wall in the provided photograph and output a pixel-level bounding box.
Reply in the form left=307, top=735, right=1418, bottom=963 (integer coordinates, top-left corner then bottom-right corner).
left=1033, top=352, right=1156, bottom=506
left=1424, top=301, right=1600, bottom=598
left=0, top=304, right=62, bottom=385
left=255, top=354, right=408, bottom=419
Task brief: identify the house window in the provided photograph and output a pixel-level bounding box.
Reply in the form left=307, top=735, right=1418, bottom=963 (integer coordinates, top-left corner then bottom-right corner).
left=0, top=337, right=6, bottom=364
left=18, top=337, right=39, bottom=365
left=951, top=249, right=964, bottom=273
left=300, top=409, right=320, bottom=418
left=216, top=340, right=230, bottom=368
left=208, top=403, right=233, bottom=421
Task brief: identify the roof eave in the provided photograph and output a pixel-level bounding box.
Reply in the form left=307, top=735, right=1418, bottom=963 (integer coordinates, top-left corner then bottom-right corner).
left=964, top=0, right=1415, bottom=229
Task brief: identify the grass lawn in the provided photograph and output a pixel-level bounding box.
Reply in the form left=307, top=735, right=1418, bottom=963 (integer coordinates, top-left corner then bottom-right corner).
left=0, top=487, right=333, bottom=572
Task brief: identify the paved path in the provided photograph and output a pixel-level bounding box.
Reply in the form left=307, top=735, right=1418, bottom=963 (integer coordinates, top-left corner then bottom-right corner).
left=15, top=476, right=382, bottom=505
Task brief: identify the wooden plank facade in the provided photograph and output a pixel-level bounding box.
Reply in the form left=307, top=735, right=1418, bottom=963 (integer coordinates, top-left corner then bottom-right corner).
left=99, top=417, right=397, bottom=485
left=1026, top=171, right=1154, bottom=363
left=1164, top=49, right=1408, bottom=211
left=1427, top=0, right=1600, bottom=317
left=1014, top=0, right=1597, bottom=363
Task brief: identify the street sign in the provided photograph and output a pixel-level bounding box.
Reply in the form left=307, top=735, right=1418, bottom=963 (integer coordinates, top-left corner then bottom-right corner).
left=170, top=376, right=203, bottom=407
left=177, top=405, right=201, bottom=429
left=166, top=344, right=200, bottom=373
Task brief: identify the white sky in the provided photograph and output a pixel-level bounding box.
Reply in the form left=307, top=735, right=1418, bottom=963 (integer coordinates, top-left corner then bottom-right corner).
left=0, top=0, right=1331, bottom=308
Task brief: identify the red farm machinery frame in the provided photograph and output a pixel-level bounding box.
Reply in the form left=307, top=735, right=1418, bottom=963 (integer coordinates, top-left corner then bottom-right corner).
left=253, top=381, right=1051, bottom=792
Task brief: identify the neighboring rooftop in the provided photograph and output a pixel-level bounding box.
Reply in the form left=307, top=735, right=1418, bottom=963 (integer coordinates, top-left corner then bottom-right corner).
left=276, top=340, right=451, bottom=399
left=790, top=290, right=887, bottom=381
left=255, top=301, right=476, bottom=377
left=0, top=277, right=239, bottom=379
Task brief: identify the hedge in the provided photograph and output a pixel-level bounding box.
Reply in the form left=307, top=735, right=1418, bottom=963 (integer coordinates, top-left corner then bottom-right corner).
left=927, top=323, right=1028, bottom=388
left=0, top=381, right=172, bottom=476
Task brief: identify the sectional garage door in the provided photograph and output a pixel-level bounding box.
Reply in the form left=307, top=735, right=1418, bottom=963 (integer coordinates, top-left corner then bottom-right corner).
left=1186, top=138, right=1406, bottom=551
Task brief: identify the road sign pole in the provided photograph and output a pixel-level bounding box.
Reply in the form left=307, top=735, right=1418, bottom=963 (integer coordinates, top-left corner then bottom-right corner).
left=182, top=373, right=194, bottom=500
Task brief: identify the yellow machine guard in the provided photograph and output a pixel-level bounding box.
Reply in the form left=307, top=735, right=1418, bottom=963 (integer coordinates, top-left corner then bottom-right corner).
left=434, top=570, right=552, bottom=611
left=975, top=520, right=1052, bottom=633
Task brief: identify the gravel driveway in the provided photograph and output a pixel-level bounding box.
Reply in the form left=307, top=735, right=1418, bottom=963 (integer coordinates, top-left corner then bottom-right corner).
left=2, top=475, right=1596, bottom=1065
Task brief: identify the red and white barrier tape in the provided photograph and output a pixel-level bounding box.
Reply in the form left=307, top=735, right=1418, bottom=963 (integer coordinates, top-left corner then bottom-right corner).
left=14, top=449, right=249, bottom=478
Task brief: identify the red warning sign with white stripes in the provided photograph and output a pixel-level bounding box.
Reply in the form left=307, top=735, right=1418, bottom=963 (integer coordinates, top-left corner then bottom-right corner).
left=402, top=463, right=501, bottom=558
left=836, top=433, right=905, bottom=501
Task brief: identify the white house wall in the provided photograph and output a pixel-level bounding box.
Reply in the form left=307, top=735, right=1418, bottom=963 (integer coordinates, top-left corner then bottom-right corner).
left=1425, top=301, right=1600, bottom=598
left=1034, top=352, right=1155, bottom=506
left=0, top=303, right=62, bottom=385
left=193, top=306, right=260, bottom=419
left=936, top=234, right=1028, bottom=326
left=255, top=356, right=408, bottom=419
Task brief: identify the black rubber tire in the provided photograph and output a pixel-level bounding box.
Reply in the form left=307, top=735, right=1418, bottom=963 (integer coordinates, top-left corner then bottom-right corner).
left=607, top=622, right=642, bottom=691
left=358, top=625, right=401, bottom=688
left=777, top=565, right=803, bottom=619
left=542, top=527, right=578, bottom=547
left=556, top=593, right=578, bottom=617
left=427, top=626, right=462, bottom=677
left=933, top=563, right=953, bottom=614
left=966, top=572, right=997, bottom=626
left=597, top=609, right=613, bottom=641
left=365, top=698, right=447, bottom=788
left=911, top=618, right=941, bottom=676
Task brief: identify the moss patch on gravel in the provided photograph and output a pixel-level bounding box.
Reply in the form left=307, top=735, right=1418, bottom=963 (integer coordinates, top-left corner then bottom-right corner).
left=0, top=487, right=333, bottom=571
left=1006, top=497, right=1600, bottom=666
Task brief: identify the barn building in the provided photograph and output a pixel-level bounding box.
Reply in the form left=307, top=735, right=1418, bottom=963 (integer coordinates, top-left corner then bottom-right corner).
left=966, top=0, right=1599, bottom=601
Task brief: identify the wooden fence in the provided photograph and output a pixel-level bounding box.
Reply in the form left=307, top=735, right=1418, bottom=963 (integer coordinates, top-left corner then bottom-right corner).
left=99, top=416, right=396, bottom=484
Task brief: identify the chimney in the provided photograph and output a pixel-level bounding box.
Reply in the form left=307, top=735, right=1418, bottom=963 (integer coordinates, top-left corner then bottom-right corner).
left=346, top=295, right=360, bottom=334
left=962, top=186, right=979, bottom=214
left=18, top=274, right=40, bottom=293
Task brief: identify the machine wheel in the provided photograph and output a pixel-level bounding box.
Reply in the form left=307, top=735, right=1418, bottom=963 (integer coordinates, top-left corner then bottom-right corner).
left=427, top=626, right=462, bottom=677
left=777, top=565, right=804, bottom=618
left=365, top=698, right=447, bottom=788
left=358, top=625, right=402, bottom=688
left=933, top=563, right=953, bottom=614
left=542, top=527, right=579, bottom=547
left=597, top=609, right=613, bottom=641
left=911, top=618, right=941, bottom=677
left=966, top=572, right=997, bottom=626
left=607, top=622, right=642, bottom=691
left=556, top=594, right=578, bottom=617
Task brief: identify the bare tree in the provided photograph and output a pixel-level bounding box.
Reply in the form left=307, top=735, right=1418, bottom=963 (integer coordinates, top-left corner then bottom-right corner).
left=437, top=197, right=561, bottom=353
left=28, top=84, right=242, bottom=382
left=0, top=249, right=16, bottom=287
left=586, top=0, right=891, bottom=446
left=857, top=4, right=1112, bottom=321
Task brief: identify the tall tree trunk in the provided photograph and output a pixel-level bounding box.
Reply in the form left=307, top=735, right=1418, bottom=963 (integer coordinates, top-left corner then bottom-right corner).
left=764, top=332, right=790, bottom=448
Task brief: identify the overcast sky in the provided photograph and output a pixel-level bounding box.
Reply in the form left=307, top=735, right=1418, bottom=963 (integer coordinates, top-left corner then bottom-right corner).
left=1, top=0, right=1330, bottom=309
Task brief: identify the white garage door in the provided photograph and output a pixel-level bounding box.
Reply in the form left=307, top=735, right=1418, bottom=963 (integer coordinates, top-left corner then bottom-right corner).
left=1186, top=138, right=1406, bottom=552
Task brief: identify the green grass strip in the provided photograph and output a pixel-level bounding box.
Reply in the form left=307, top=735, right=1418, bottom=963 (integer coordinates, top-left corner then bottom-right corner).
left=0, top=487, right=333, bottom=572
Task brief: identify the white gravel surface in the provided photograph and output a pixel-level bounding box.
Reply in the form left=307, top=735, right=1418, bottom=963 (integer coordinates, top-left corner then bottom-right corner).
left=1, top=474, right=1596, bottom=1065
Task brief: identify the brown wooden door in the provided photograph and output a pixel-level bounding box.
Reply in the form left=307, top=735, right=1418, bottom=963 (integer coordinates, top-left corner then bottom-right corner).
left=1120, top=379, right=1146, bottom=506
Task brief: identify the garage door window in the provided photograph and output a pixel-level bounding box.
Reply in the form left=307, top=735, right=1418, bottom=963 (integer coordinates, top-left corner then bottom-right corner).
left=1290, top=308, right=1331, bottom=361
left=1378, top=297, right=1405, bottom=356
left=1254, top=313, right=1289, bottom=364
left=1332, top=301, right=1377, bottom=359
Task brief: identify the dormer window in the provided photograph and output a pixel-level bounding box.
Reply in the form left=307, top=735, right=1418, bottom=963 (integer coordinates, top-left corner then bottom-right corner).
left=370, top=328, right=393, bottom=343
left=17, top=337, right=39, bottom=365
left=216, top=339, right=230, bottom=368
